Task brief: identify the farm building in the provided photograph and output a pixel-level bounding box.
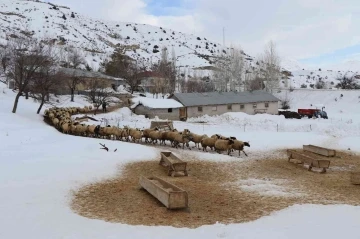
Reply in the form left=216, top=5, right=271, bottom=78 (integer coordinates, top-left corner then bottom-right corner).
left=57, top=68, right=127, bottom=94
left=168, top=90, right=280, bottom=119
left=131, top=97, right=184, bottom=120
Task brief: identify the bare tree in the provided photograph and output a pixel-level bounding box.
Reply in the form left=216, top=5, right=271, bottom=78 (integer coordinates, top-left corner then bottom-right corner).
left=64, top=46, right=85, bottom=69
left=259, top=40, right=281, bottom=92
left=248, top=77, right=265, bottom=91
left=65, top=72, right=83, bottom=102
left=30, top=68, right=61, bottom=114
left=5, top=37, right=54, bottom=113
left=0, top=44, right=9, bottom=84
left=151, top=46, right=177, bottom=94
left=83, top=79, right=116, bottom=114
left=102, top=46, right=146, bottom=94
left=212, top=45, right=245, bottom=92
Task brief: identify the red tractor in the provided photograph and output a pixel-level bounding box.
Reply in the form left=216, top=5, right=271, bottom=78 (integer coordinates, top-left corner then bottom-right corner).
left=298, top=107, right=328, bottom=119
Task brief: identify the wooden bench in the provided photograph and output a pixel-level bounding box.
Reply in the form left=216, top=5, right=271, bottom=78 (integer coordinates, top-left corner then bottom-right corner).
left=139, top=176, right=188, bottom=209
left=160, top=152, right=188, bottom=177
left=303, top=144, right=336, bottom=157
left=287, top=150, right=330, bottom=173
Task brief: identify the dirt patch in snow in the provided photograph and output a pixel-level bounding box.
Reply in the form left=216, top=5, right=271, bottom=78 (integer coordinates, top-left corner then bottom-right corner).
left=71, top=149, right=360, bottom=228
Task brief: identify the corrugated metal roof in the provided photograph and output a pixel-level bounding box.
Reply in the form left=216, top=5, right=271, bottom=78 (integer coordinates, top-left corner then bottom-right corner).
left=171, top=91, right=280, bottom=107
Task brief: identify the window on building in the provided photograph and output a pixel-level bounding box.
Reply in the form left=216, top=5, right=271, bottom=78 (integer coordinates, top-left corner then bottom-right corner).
left=198, top=106, right=203, bottom=112
left=240, top=104, right=244, bottom=109
left=265, top=102, right=269, bottom=108
left=168, top=108, right=173, bottom=113
left=253, top=104, right=257, bottom=108
left=212, top=106, right=217, bottom=111
left=227, top=104, right=232, bottom=110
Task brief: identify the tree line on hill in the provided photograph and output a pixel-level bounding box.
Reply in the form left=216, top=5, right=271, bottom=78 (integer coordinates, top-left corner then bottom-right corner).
left=0, top=34, right=358, bottom=115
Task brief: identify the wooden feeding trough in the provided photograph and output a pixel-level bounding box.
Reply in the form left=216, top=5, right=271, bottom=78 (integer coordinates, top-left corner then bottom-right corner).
left=139, top=176, right=188, bottom=209
left=350, top=172, right=360, bottom=185
left=150, top=121, right=174, bottom=131
left=160, top=152, right=188, bottom=177
left=303, top=144, right=336, bottom=157
left=287, top=150, right=331, bottom=173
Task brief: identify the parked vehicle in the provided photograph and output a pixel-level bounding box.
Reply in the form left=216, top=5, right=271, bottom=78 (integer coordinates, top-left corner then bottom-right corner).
left=278, top=110, right=302, bottom=119
left=298, top=107, right=328, bottom=119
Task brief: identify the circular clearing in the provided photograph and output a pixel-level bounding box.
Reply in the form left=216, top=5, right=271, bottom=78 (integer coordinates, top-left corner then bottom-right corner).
left=71, top=150, right=360, bottom=228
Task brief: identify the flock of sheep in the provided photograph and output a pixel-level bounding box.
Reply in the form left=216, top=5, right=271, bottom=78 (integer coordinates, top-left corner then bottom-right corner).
left=44, top=106, right=251, bottom=157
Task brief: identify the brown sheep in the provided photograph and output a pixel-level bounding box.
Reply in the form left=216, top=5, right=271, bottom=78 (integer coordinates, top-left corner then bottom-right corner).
left=52, top=118, right=59, bottom=128
left=60, top=122, right=70, bottom=134
left=148, top=130, right=163, bottom=144
left=189, top=133, right=208, bottom=149
left=173, top=133, right=193, bottom=149
left=86, top=125, right=97, bottom=137
left=74, top=124, right=87, bottom=136
left=201, top=137, right=218, bottom=152
left=232, top=140, right=250, bottom=156
left=214, top=138, right=235, bottom=155
left=160, top=129, right=178, bottom=145
left=142, top=127, right=159, bottom=143
left=211, top=134, right=227, bottom=140
left=131, top=130, right=143, bottom=143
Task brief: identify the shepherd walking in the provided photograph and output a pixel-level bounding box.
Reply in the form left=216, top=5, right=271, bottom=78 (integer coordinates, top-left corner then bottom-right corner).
left=102, top=101, right=107, bottom=113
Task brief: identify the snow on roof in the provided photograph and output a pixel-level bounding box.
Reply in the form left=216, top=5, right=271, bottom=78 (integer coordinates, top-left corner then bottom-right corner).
left=131, top=97, right=183, bottom=109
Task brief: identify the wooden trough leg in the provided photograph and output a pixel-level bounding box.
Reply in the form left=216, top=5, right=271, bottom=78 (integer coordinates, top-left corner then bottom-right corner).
left=308, top=163, right=313, bottom=172
left=167, top=168, right=173, bottom=176
left=320, top=168, right=326, bottom=173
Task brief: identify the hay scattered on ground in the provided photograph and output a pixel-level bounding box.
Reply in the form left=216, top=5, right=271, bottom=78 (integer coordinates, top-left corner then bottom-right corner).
left=71, top=149, right=360, bottom=228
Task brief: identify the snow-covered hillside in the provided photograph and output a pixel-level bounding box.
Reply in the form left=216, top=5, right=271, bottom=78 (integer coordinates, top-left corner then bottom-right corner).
left=0, top=0, right=246, bottom=70
left=0, top=0, right=358, bottom=90
left=280, top=69, right=360, bottom=89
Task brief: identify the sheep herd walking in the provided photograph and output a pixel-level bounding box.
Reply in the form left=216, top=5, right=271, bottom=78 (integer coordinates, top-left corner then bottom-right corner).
left=44, top=106, right=251, bottom=157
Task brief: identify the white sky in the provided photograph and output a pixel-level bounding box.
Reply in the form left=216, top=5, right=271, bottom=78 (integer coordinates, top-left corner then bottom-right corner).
left=53, top=0, right=360, bottom=66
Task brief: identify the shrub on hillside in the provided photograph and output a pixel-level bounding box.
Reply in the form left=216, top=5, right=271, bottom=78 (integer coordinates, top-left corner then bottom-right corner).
left=300, top=84, right=307, bottom=88
left=280, top=99, right=290, bottom=110
left=315, top=80, right=325, bottom=89
left=336, top=73, right=360, bottom=89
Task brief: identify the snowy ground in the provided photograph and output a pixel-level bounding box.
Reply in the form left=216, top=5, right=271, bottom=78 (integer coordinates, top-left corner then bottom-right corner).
left=1, top=84, right=360, bottom=238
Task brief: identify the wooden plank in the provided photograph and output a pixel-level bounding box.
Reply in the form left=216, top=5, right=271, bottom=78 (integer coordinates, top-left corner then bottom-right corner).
left=351, top=172, right=360, bottom=185
left=139, top=176, right=188, bottom=209
left=287, top=150, right=330, bottom=173
left=287, top=150, right=314, bottom=165
left=303, top=144, right=336, bottom=157
left=160, top=152, right=188, bottom=176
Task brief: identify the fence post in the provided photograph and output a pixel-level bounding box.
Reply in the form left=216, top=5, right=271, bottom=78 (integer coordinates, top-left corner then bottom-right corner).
left=310, top=124, right=312, bottom=131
